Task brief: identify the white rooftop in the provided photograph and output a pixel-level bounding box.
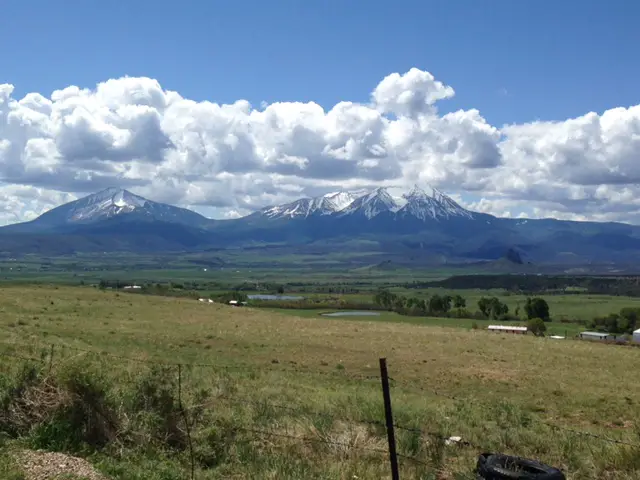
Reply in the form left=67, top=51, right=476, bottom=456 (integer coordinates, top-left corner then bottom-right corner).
left=487, top=325, right=528, bottom=331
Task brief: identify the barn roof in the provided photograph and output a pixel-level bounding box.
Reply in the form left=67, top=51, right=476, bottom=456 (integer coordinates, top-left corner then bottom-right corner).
left=580, top=331, right=612, bottom=337
left=487, top=325, right=527, bottom=331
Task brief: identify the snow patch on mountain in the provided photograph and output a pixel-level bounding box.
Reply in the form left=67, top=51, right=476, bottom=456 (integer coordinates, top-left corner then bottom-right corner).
left=68, top=188, right=148, bottom=222
left=262, top=190, right=361, bottom=219
left=397, top=185, right=473, bottom=220
left=323, top=191, right=358, bottom=211
left=259, top=185, right=473, bottom=221
left=340, top=187, right=400, bottom=219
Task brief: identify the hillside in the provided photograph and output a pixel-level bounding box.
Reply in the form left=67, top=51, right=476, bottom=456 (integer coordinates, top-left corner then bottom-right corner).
left=0, top=285, right=638, bottom=478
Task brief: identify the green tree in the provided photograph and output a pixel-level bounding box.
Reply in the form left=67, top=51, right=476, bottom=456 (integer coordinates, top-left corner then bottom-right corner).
left=525, top=297, right=550, bottom=321
left=429, top=294, right=452, bottom=315
left=373, top=289, right=397, bottom=310
left=406, top=297, right=426, bottom=316
left=478, top=297, right=508, bottom=319
left=618, top=307, right=640, bottom=333
left=453, top=295, right=466, bottom=308
left=393, top=295, right=407, bottom=313
left=527, top=317, right=547, bottom=336
left=590, top=307, right=640, bottom=334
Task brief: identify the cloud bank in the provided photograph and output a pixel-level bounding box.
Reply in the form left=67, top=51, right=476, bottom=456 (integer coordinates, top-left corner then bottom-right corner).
left=1, top=68, right=640, bottom=225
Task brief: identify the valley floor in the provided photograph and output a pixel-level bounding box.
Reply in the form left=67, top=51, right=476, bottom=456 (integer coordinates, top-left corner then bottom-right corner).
left=0, top=286, right=639, bottom=479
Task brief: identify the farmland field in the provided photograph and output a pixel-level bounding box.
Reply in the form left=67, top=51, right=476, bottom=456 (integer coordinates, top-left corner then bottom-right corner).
left=267, top=308, right=586, bottom=337
left=1, top=285, right=639, bottom=479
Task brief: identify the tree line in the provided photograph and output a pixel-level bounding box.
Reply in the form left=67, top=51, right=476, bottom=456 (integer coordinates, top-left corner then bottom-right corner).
left=589, top=307, right=640, bottom=335
left=406, top=274, right=640, bottom=296
left=372, top=289, right=551, bottom=322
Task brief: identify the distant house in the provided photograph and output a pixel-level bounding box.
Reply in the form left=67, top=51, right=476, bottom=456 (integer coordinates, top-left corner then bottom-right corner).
left=229, top=300, right=238, bottom=306
left=487, top=325, right=528, bottom=335
left=579, top=331, right=616, bottom=341
left=632, top=329, right=640, bottom=343
left=123, top=285, right=142, bottom=290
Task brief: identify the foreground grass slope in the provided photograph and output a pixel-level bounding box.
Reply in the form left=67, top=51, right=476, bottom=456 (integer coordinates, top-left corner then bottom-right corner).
left=0, top=286, right=639, bottom=479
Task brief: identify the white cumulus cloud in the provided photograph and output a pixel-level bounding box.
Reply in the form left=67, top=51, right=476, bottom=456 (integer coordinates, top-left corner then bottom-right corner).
left=0, top=68, right=639, bottom=225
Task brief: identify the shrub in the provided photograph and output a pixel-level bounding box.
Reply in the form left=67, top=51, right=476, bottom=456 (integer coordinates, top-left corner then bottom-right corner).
left=30, top=365, right=117, bottom=452
left=0, top=363, right=118, bottom=453
left=129, top=365, right=185, bottom=450
left=527, top=318, right=547, bottom=336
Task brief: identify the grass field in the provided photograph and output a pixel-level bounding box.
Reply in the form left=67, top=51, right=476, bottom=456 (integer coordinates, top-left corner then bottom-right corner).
left=1, top=286, right=640, bottom=479
left=268, top=308, right=586, bottom=337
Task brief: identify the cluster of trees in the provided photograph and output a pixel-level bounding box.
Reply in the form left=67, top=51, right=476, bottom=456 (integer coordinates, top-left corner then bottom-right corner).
left=589, top=307, right=640, bottom=334
left=406, top=274, right=640, bottom=297
left=373, top=289, right=552, bottom=323
left=373, top=290, right=467, bottom=316
left=476, top=296, right=550, bottom=321
left=477, top=297, right=509, bottom=319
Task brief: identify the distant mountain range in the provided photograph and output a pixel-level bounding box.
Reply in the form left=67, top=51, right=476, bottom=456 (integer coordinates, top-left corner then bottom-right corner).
left=1, top=186, right=640, bottom=269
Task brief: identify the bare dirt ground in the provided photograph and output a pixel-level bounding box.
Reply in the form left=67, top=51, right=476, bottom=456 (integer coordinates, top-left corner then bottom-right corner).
left=12, top=450, right=107, bottom=480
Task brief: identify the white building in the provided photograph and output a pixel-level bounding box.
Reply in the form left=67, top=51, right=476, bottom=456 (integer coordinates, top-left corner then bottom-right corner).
left=632, top=328, right=640, bottom=343
left=487, top=325, right=528, bottom=335
left=579, top=331, right=616, bottom=341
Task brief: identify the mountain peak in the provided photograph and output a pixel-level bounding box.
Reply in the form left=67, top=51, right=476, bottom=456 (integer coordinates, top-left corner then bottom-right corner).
left=404, top=184, right=429, bottom=199
left=70, top=188, right=148, bottom=221
left=342, top=187, right=399, bottom=218
left=396, top=185, right=473, bottom=221
left=260, top=190, right=361, bottom=219
left=24, top=187, right=209, bottom=229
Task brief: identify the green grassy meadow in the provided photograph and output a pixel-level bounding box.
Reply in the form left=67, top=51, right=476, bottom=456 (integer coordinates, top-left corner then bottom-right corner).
left=268, top=308, right=585, bottom=337
left=0, top=286, right=639, bottom=478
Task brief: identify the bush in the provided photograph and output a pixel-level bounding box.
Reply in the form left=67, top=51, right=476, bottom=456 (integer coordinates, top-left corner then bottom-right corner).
left=129, top=365, right=185, bottom=450
left=449, top=308, right=473, bottom=319
left=527, top=318, right=547, bottom=336
left=31, top=365, right=118, bottom=452
left=0, top=362, right=118, bottom=453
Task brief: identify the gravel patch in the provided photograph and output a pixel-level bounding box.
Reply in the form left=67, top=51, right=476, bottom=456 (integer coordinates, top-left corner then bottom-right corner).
left=12, top=450, right=108, bottom=480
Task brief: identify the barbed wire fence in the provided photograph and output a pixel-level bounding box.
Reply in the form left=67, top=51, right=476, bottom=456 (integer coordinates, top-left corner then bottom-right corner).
left=0, top=339, right=639, bottom=479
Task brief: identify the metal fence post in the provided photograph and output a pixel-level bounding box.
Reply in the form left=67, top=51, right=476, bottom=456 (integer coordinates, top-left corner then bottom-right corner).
left=379, top=357, right=400, bottom=480
left=48, top=344, right=55, bottom=373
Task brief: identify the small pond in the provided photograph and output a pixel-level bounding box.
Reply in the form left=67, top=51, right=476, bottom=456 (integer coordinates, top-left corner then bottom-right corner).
left=247, top=294, right=305, bottom=301
left=321, top=311, right=381, bottom=317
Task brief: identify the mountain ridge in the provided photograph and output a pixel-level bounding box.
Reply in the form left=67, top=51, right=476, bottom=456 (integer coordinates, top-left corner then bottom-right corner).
left=0, top=186, right=639, bottom=267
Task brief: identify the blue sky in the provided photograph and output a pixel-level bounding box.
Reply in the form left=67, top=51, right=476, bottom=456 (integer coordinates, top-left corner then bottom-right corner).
left=2, top=0, right=638, bottom=126
left=0, top=0, right=639, bottom=223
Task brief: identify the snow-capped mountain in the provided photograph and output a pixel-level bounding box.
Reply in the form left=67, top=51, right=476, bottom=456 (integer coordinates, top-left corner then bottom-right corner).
left=260, top=191, right=361, bottom=219
left=2, top=185, right=640, bottom=267
left=20, top=187, right=210, bottom=230
left=258, top=185, right=473, bottom=222
left=396, top=185, right=474, bottom=221
left=66, top=188, right=149, bottom=222
left=339, top=187, right=401, bottom=219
